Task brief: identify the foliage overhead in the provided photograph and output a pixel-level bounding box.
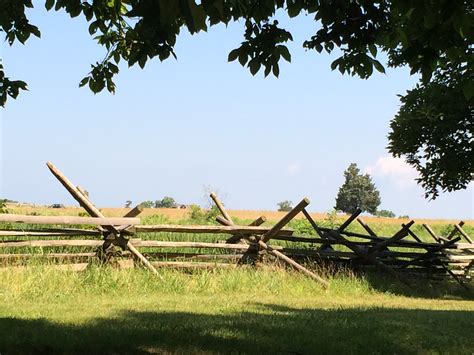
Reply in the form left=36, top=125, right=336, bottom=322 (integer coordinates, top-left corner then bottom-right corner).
left=388, top=63, right=473, bottom=199
left=1, top=0, right=472, bottom=198
left=335, top=163, right=381, bottom=214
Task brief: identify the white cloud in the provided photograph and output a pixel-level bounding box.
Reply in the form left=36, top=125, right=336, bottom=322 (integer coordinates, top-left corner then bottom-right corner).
left=365, top=156, right=418, bottom=188
left=287, top=163, right=301, bottom=176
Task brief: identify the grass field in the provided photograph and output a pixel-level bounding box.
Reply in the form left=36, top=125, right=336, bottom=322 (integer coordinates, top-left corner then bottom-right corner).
left=0, top=205, right=473, bottom=353
left=1, top=265, right=473, bottom=354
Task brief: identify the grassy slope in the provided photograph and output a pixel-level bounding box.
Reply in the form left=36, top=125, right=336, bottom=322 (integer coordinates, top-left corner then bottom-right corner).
left=0, top=266, right=473, bottom=354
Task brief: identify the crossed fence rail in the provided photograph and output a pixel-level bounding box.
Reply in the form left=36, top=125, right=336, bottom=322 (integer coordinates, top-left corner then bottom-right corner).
left=0, top=162, right=472, bottom=289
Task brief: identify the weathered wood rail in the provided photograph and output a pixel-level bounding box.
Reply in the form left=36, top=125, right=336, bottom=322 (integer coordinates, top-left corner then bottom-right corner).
left=0, top=161, right=472, bottom=289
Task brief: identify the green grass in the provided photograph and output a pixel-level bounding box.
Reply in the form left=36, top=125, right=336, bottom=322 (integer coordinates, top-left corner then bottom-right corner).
left=0, top=215, right=473, bottom=353
left=0, top=265, right=473, bottom=354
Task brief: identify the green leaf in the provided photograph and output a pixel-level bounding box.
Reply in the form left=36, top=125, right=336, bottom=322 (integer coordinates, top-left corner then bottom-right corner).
left=272, top=63, right=279, bottom=77
left=17, top=30, right=30, bottom=44
left=264, top=65, right=271, bottom=77
left=189, top=2, right=207, bottom=32
left=373, top=60, right=385, bottom=74
left=95, top=79, right=105, bottom=92
left=69, top=3, right=82, bottom=18
left=29, top=25, right=41, bottom=39
left=238, top=52, right=248, bottom=67
left=106, top=78, right=116, bottom=93
left=88, top=79, right=97, bottom=93
left=227, top=48, right=239, bottom=62
left=88, top=21, right=99, bottom=35
left=338, top=63, right=345, bottom=74
left=55, top=0, right=65, bottom=11
left=365, top=60, right=373, bottom=77
left=79, top=77, right=89, bottom=87
left=180, top=0, right=207, bottom=33
left=287, top=1, right=302, bottom=18
left=15, top=80, right=28, bottom=90
left=214, top=0, right=224, bottom=19
left=138, top=54, right=147, bottom=69
left=396, top=28, right=408, bottom=46
left=159, top=0, right=180, bottom=25
left=279, top=45, right=291, bottom=62
left=113, top=52, right=121, bottom=64
left=45, top=0, right=55, bottom=11
left=462, top=81, right=474, bottom=100
left=248, top=59, right=260, bottom=76
left=108, top=63, right=119, bottom=74
left=84, top=7, right=93, bottom=21
left=368, top=44, right=377, bottom=58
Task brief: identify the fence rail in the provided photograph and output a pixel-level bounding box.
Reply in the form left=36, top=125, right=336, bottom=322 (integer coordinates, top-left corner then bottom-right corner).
left=0, top=161, right=472, bottom=289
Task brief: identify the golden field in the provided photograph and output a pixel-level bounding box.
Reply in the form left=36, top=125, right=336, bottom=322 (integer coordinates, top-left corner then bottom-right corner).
left=5, top=204, right=473, bottom=226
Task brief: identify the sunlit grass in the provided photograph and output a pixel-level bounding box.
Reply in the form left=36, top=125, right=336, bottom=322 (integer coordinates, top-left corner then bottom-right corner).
left=0, top=208, right=473, bottom=353
left=0, top=265, right=473, bottom=353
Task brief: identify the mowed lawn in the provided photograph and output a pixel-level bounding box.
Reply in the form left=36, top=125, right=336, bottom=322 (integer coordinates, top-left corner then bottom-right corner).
left=0, top=266, right=473, bottom=354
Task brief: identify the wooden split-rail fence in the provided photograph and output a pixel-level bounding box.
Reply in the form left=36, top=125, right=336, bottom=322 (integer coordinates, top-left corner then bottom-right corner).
left=0, top=162, right=472, bottom=289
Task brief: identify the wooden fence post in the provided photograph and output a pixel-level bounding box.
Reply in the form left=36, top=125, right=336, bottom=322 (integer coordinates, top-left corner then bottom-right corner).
left=46, top=162, right=161, bottom=278
left=338, top=209, right=362, bottom=232
left=262, top=198, right=310, bottom=243
left=210, top=192, right=233, bottom=224
left=454, top=224, right=473, bottom=243
left=401, top=222, right=423, bottom=243
left=356, top=217, right=377, bottom=237
left=447, top=221, right=465, bottom=239
left=422, top=224, right=440, bottom=243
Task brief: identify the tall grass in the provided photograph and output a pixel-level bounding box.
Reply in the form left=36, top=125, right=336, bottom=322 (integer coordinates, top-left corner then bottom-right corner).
left=0, top=263, right=366, bottom=301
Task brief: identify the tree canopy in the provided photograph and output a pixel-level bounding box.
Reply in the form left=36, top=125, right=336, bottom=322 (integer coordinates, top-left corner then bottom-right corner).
left=139, top=200, right=154, bottom=208
left=335, top=163, right=381, bottom=214
left=277, top=200, right=293, bottom=212
left=388, top=63, right=473, bottom=199
left=155, top=196, right=177, bottom=208
left=1, top=0, right=472, bottom=198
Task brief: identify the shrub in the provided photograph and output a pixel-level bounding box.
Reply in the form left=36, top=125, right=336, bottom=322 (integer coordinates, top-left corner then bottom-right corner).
left=0, top=199, right=8, bottom=214
left=155, top=197, right=177, bottom=208
left=320, top=209, right=339, bottom=229
left=139, top=201, right=154, bottom=208
left=277, top=200, right=293, bottom=212
left=375, top=210, right=396, bottom=218
left=189, top=205, right=206, bottom=220
left=189, top=205, right=220, bottom=223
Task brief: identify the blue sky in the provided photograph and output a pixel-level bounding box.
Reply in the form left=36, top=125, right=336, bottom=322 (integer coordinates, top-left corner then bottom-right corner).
left=1, top=7, right=473, bottom=219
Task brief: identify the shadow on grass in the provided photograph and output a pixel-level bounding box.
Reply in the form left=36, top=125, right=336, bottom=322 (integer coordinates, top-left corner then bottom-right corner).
left=1, top=304, right=473, bottom=354
left=357, top=269, right=474, bottom=300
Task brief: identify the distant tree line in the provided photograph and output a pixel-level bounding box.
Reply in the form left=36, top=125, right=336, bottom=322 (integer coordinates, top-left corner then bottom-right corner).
left=129, top=197, right=184, bottom=209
